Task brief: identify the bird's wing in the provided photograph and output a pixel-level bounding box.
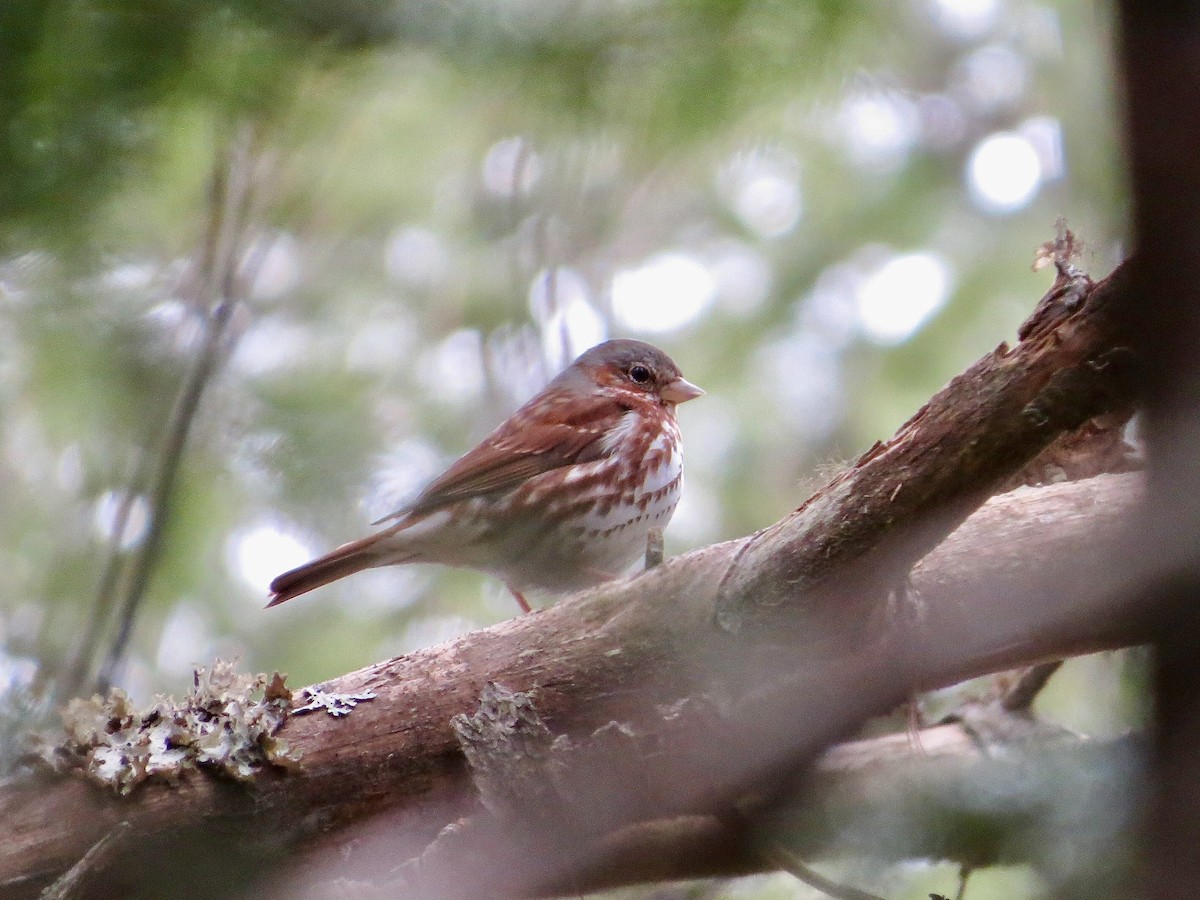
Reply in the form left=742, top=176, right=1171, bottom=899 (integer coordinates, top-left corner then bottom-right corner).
left=373, top=393, right=628, bottom=524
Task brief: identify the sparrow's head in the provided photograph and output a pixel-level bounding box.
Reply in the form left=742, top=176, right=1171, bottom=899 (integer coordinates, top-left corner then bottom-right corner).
left=574, top=339, right=704, bottom=406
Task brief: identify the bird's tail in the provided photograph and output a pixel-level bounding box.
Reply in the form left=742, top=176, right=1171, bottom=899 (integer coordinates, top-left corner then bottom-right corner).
left=266, top=534, right=390, bottom=608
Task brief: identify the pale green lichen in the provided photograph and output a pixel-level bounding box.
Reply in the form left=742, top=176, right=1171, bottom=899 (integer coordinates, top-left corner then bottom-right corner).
left=34, top=660, right=301, bottom=795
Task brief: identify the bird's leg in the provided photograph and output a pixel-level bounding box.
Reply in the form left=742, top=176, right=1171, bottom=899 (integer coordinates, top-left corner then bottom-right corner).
left=891, top=574, right=928, bottom=750
left=507, top=585, right=532, bottom=614
left=644, top=528, right=664, bottom=569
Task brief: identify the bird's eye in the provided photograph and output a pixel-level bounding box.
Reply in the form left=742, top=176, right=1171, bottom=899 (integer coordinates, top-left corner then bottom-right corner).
left=629, top=365, right=652, bottom=384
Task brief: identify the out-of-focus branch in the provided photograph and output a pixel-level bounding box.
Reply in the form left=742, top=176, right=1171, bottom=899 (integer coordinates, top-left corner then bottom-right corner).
left=761, top=846, right=886, bottom=900
left=64, top=456, right=143, bottom=697
left=94, top=125, right=262, bottom=691
left=1001, top=661, right=1064, bottom=713
left=65, top=124, right=266, bottom=698
left=524, top=724, right=1140, bottom=896
left=1117, top=5, right=1200, bottom=896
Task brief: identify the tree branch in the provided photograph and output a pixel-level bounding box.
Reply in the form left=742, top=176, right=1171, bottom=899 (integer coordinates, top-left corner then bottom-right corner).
left=0, top=469, right=1144, bottom=898
left=0, top=262, right=1146, bottom=897
left=537, top=723, right=1140, bottom=896
left=714, top=262, right=1133, bottom=636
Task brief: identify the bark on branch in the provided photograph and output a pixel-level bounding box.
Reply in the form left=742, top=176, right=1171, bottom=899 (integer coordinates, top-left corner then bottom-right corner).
left=0, top=263, right=1146, bottom=898
left=533, top=724, right=1143, bottom=896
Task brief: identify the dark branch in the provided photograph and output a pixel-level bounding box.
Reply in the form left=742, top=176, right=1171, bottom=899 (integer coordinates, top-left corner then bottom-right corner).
left=1001, top=661, right=1064, bottom=713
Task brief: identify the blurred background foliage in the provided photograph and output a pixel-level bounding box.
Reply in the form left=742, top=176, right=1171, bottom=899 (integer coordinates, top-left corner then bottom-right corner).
left=1, top=0, right=1138, bottom=896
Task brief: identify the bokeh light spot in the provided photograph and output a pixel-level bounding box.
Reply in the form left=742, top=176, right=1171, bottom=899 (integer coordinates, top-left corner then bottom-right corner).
left=929, top=0, right=1000, bottom=40
left=247, top=233, right=300, bottom=300
left=417, top=329, right=487, bottom=405
left=230, top=316, right=312, bottom=376
left=367, top=437, right=445, bottom=522
left=735, top=174, right=802, bottom=238
left=530, top=267, right=608, bottom=367
left=529, top=266, right=589, bottom=322
left=228, top=523, right=314, bottom=595
left=346, top=312, right=419, bottom=373
left=953, top=44, right=1028, bottom=112
left=710, top=243, right=772, bottom=314
left=385, top=227, right=449, bottom=289
left=756, top=334, right=844, bottom=440
left=838, top=91, right=920, bottom=172
left=918, top=93, right=968, bottom=150
left=93, top=491, right=151, bottom=551
left=966, top=131, right=1042, bottom=214
left=482, top=136, right=542, bottom=197
left=156, top=603, right=212, bottom=676
left=719, top=149, right=803, bottom=237
left=1019, top=115, right=1065, bottom=182
left=856, top=252, right=953, bottom=345
left=611, top=253, right=716, bottom=334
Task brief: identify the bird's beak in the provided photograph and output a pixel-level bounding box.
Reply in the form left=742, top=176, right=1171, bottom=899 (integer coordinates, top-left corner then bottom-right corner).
left=661, top=377, right=705, bottom=405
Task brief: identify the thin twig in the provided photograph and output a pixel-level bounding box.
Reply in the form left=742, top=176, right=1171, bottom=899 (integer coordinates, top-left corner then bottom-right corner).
left=1001, top=660, right=1063, bottom=713
left=762, top=842, right=887, bottom=900
left=94, top=124, right=261, bottom=692
left=63, top=452, right=146, bottom=698
left=39, top=822, right=132, bottom=900
left=953, top=864, right=972, bottom=900
left=718, top=808, right=888, bottom=900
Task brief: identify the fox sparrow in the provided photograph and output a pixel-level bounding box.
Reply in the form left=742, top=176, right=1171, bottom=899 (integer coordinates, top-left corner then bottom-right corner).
left=267, top=339, right=703, bottom=612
